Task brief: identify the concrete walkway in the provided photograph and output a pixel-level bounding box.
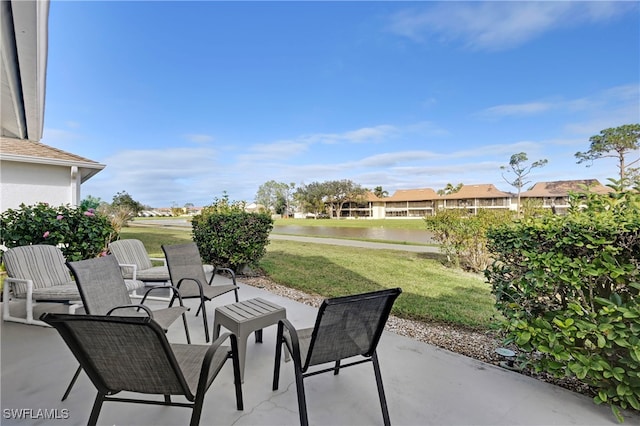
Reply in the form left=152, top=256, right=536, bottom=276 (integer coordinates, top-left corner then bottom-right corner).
left=2, top=277, right=638, bottom=426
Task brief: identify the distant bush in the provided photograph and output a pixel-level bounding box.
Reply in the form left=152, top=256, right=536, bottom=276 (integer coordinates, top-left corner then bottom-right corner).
left=0, top=202, right=117, bottom=261
left=191, top=196, right=273, bottom=273
left=485, top=185, right=640, bottom=421
left=424, top=208, right=513, bottom=272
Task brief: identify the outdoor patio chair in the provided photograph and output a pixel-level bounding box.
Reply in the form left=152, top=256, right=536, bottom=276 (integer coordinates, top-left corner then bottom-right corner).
left=163, top=243, right=239, bottom=343
left=272, top=287, right=402, bottom=426
left=2, top=245, right=141, bottom=326
left=108, top=238, right=172, bottom=284
left=61, top=254, right=191, bottom=401
left=40, top=312, right=243, bottom=426
left=109, top=239, right=222, bottom=301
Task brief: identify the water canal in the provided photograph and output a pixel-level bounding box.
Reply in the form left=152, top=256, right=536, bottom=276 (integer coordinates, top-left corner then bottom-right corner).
left=134, top=219, right=436, bottom=245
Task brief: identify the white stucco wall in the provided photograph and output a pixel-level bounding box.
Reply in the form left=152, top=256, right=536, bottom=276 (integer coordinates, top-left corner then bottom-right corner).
left=0, top=160, right=79, bottom=211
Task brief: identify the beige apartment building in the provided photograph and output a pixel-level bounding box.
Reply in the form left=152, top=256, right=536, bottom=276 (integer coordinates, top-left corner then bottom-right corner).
left=338, top=179, right=612, bottom=219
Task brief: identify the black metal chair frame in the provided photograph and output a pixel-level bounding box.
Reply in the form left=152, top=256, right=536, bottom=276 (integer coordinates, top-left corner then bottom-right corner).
left=272, top=287, right=402, bottom=426
left=163, top=243, right=240, bottom=343
left=41, top=312, right=243, bottom=426
left=61, top=255, right=191, bottom=401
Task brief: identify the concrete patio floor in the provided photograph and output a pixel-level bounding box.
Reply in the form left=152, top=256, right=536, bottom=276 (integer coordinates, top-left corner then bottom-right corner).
left=2, top=276, right=638, bottom=426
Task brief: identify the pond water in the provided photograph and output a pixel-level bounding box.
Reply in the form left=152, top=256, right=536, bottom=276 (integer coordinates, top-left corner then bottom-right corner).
left=272, top=225, right=436, bottom=244
left=137, top=219, right=436, bottom=244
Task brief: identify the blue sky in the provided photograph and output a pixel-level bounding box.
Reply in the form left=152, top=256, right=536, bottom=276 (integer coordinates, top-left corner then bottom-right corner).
left=41, top=1, right=639, bottom=208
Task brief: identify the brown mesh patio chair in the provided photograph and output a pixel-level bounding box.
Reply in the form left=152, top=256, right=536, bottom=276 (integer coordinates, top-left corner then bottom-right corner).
left=61, top=255, right=191, bottom=401
left=41, top=312, right=243, bottom=426
left=272, top=288, right=402, bottom=426
left=163, top=243, right=239, bottom=343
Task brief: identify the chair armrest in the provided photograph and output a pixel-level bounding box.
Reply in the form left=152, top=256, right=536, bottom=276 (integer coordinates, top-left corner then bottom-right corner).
left=209, top=266, right=237, bottom=286
left=4, top=277, right=33, bottom=298
left=277, top=319, right=303, bottom=366
left=118, top=263, right=138, bottom=281
left=149, top=257, right=167, bottom=266
left=177, top=277, right=206, bottom=297
left=140, top=284, right=189, bottom=310
left=107, top=304, right=153, bottom=318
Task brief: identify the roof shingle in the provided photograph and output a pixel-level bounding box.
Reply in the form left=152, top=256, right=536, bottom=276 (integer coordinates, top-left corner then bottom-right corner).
left=0, top=137, right=101, bottom=165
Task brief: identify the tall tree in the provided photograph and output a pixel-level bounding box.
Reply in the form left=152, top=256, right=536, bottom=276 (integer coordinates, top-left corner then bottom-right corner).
left=501, top=153, right=548, bottom=218
left=437, top=183, right=463, bottom=196
left=324, top=179, right=366, bottom=218
left=111, top=191, right=144, bottom=215
left=373, top=186, right=388, bottom=198
left=295, top=181, right=327, bottom=218
left=575, top=123, right=640, bottom=187
left=255, top=181, right=295, bottom=215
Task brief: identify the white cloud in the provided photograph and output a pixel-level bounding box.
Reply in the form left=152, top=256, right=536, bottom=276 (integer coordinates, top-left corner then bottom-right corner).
left=303, top=124, right=399, bottom=145
left=477, top=84, right=640, bottom=121
left=479, top=102, right=554, bottom=118
left=183, top=133, right=214, bottom=143
left=238, top=139, right=310, bottom=163
left=387, top=2, right=634, bottom=51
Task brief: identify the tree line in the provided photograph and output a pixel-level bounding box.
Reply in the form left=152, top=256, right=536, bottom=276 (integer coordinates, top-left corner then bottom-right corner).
left=255, top=124, right=639, bottom=217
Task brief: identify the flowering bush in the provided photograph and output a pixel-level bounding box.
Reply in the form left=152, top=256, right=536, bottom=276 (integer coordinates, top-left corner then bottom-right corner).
left=0, top=202, right=117, bottom=261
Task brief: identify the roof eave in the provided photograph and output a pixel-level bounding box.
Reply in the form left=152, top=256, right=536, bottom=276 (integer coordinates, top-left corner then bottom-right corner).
left=1, top=152, right=105, bottom=183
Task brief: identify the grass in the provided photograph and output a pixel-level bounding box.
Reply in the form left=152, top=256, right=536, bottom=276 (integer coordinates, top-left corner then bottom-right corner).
left=120, top=225, right=500, bottom=330
left=120, top=226, right=192, bottom=257
left=261, top=240, right=498, bottom=329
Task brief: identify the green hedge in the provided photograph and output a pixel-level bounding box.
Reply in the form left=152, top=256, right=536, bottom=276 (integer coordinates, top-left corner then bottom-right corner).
left=485, top=187, right=640, bottom=421
left=191, top=197, right=273, bottom=273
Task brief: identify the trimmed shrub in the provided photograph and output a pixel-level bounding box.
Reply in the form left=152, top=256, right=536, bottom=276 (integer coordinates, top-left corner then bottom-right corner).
left=191, top=197, right=273, bottom=273
left=424, top=208, right=513, bottom=272
left=0, top=202, right=117, bottom=261
left=485, top=187, right=640, bottom=421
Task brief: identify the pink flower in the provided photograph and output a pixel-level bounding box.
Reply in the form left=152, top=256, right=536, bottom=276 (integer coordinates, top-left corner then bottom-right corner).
left=56, top=215, right=64, bottom=220
left=99, top=251, right=108, bottom=257
left=43, top=231, right=50, bottom=238
left=84, top=211, right=95, bottom=216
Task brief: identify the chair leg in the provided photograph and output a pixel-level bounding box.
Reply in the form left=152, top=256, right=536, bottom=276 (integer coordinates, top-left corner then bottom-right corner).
left=88, top=393, right=105, bottom=426
left=200, top=299, right=210, bottom=343
left=294, top=367, right=309, bottom=426
left=272, top=324, right=284, bottom=391
left=182, top=312, right=191, bottom=344
left=233, top=287, right=239, bottom=302
left=164, top=395, right=172, bottom=403
left=190, top=397, right=204, bottom=426
left=334, top=360, right=341, bottom=375
left=168, top=293, right=177, bottom=308
left=372, top=352, right=391, bottom=426
left=61, top=365, right=83, bottom=401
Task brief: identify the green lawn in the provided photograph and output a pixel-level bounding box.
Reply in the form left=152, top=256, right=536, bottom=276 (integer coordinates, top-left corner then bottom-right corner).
left=120, top=225, right=500, bottom=330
